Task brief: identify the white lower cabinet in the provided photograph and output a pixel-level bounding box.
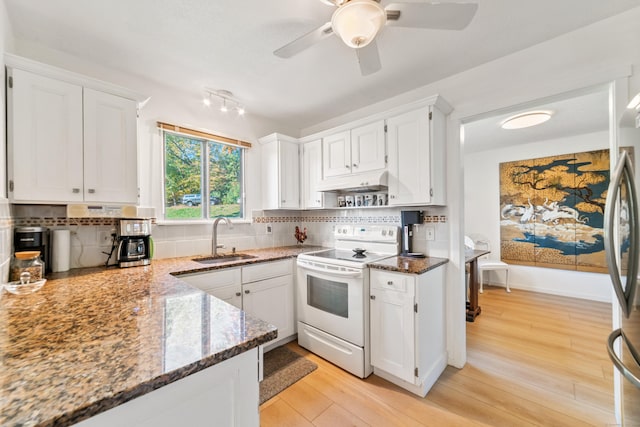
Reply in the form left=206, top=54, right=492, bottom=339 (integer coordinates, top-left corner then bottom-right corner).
left=370, top=266, right=446, bottom=397
left=179, top=259, right=295, bottom=348
left=76, top=347, right=259, bottom=427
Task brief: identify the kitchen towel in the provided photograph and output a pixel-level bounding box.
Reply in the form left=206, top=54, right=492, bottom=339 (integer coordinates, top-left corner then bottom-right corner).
left=51, top=230, right=71, bottom=272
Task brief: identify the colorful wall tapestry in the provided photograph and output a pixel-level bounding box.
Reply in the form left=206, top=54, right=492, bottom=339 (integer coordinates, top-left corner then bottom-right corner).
left=499, top=149, right=611, bottom=273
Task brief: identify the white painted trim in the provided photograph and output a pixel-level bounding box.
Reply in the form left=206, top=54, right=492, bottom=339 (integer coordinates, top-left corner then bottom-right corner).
left=4, top=53, right=148, bottom=103
left=298, top=94, right=452, bottom=144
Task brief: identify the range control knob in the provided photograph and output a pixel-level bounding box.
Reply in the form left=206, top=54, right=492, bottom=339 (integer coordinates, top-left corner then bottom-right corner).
left=381, top=230, right=387, bottom=236
left=388, top=230, right=394, bottom=237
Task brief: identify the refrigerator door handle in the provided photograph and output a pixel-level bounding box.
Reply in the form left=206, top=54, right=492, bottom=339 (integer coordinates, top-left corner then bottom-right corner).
left=604, top=150, right=640, bottom=318
left=608, top=328, right=640, bottom=388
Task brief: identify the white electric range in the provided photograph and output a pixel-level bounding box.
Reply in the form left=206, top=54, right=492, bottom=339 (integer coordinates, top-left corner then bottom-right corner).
left=296, top=224, right=399, bottom=378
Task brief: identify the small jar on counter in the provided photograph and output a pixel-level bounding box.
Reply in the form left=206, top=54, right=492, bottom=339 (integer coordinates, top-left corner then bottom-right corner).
left=10, top=251, right=45, bottom=282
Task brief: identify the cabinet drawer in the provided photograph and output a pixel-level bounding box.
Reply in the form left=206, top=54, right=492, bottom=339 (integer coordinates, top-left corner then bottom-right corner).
left=242, top=259, right=292, bottom=283
left=178, top=268, right=241, bottom=292
left=371, top=270, right=413, bottom=294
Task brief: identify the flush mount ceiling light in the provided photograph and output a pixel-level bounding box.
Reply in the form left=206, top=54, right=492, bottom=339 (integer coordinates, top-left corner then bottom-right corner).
left=627, top=92, right=640, bottom=110
left=501, top=111, right=553, bottom=130
left=202, top=89, right=245, bottom=116
left=331, top=0, right=386, bottom=48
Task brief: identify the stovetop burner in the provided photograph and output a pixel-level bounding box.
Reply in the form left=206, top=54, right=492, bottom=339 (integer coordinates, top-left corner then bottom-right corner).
left=352, top=248, right=367, bottom=258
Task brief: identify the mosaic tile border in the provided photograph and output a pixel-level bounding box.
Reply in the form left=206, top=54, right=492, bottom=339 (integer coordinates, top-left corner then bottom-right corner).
left=15, top=217, right=119, bottom=227
left=253, top=215, right=447, bottom=224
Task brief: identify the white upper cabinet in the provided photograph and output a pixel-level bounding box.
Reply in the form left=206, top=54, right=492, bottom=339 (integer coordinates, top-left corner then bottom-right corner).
left=7, top=60, right=141, bottom=205
left=386, top=100, right=447, bottom=206
left=350, top=121, right=386, bottom=173
left=260, top=133, right=300, bottom=210
left=83, top=88, right=138, bottom=204
left=322, top=121, right=386, bottom=179
left=322, top=130, right=351, bottom=178
left=8, top=69, right=85, bottom=203
left=302, top=139, right=323, bottom=209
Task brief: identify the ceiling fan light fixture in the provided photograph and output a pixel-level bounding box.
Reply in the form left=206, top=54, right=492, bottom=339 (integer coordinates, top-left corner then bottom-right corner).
left=501, top=111, right=553, bottom=130
left=331, top=0, right=386, bottom=49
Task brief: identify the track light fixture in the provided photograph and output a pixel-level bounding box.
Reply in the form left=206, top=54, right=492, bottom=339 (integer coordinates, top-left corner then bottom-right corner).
left=202, top=88, right=246, bottom=116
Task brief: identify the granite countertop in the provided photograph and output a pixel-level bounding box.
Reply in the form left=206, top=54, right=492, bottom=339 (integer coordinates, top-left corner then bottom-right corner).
left=0, top=245, right=323, bottom=427
left=369, top=255, right=449, bottom=275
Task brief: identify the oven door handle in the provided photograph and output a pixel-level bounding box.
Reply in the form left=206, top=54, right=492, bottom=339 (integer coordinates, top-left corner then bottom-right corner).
left=298, top=262, right=363, bottom=278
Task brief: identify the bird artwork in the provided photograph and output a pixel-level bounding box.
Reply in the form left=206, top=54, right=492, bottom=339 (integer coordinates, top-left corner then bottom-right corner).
left=294, top=226, right=308, bottom=244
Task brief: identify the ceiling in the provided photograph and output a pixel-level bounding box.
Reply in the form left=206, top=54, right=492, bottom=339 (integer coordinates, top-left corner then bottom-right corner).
left=4, top=0, right=640, bottom=130
left=463, top=89, right=610, bottom=153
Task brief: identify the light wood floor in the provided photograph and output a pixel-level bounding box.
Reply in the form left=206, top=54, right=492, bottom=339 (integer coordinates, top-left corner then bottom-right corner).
left=260, top=286, right=616, bottom=426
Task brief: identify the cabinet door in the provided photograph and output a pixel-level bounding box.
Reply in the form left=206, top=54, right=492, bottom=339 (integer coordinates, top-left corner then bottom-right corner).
left=279, top=140, right=300, bottom=209
left=209, top=284, right=243, bottom=309
left=9, top=68, right=84, bottom=202
left=261, top=140, right=279, bottom=209
left=370, top=272, right=415, bottom=383
left=351, top=121, right=386, bottom=174
left=243, top=275, right=295, bottom=339
left=83, top=88, right=138, bottom=204
left=322, top=131, right=351, bottom=178
left=303, top=139, right=323, bottom=208
left=387, top=107, right=432, bottom=206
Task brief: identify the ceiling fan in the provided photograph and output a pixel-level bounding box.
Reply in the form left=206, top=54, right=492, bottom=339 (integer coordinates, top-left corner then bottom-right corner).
left=274, top=0, right=478, bottom=76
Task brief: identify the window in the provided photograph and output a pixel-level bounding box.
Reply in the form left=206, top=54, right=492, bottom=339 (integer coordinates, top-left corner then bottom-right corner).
left=163, top=128, right=245, bottom=220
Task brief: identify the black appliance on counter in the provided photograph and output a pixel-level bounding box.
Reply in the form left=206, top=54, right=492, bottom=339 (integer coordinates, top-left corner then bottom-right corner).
left=117, top=219, right=152, bottom=268
left=14, top=226, right=50, bottom=273
left=401, top=210, right=425, bottom=257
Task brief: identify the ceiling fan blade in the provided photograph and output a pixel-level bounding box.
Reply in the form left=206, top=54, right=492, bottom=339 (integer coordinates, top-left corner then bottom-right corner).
left=274, top=22, right=334, bottom=58
left=356, top=40, right=381, bottom=76
left=385, top=2, right=478, bottom=30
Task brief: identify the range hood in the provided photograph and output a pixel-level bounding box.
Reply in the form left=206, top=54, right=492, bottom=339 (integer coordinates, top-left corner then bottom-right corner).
left=317, top=170, right=388, bottom=193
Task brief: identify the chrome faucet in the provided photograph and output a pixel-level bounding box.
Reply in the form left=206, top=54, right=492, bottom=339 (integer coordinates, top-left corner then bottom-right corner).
left=212, top=217, right=233, bottom=257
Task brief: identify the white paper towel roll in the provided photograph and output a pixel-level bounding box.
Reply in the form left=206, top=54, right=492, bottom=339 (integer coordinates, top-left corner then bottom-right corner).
left=51, top=230, right=71, bottom=272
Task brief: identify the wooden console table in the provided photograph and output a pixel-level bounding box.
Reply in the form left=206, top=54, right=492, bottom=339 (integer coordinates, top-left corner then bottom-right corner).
left=465, top=249, right=490, bottom=322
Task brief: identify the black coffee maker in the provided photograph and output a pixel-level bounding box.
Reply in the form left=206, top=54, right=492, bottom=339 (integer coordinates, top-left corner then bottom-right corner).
left=117, top=219, right=152, bottom=268
left=401, top=210, right=425, bottom=257
left=14, top=227, right=51, bottom=273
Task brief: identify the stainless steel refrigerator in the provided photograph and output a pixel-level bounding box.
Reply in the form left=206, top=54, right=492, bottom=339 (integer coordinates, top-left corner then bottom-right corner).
left=605, top=133, right=640, bottom=424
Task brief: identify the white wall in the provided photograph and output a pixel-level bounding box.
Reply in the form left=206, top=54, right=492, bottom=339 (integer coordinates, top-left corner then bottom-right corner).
left=464, top=130, right=612, bottom=301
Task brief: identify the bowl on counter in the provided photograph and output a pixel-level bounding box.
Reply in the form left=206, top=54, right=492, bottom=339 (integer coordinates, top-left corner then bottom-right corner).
left=4, top=278, right=47, bottom=295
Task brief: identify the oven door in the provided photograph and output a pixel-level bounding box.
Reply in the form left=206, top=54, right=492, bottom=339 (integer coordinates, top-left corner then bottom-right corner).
left=297, top=258, right=366, bottom=347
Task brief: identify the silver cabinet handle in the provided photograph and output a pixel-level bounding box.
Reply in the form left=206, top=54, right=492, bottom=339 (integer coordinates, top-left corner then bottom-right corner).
left=370, top=295, right=376, bottom=300
left=604, top=150, right=639, bottom=318
left=345, top=165, right=350, bottom=169
left=244, top=289, right=250, bottom=294
left=72, top=188, right=80, bottom=194
left=353, top=163, right=358, bottom=167
left=235, top=292, right=241, bottom=297
left=607, top=328, right=640, bottom=388
left=88, top=189, right=96, bottom=194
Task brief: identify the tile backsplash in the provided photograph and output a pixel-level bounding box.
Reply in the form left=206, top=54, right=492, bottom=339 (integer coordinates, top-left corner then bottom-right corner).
left=8, top=205, right=450, bottom=269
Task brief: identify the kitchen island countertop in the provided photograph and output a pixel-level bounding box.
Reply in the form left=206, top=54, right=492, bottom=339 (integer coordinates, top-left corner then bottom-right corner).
left=368, top=255, right=449, bottom=275
left=0, top=245, right=324, bottom=427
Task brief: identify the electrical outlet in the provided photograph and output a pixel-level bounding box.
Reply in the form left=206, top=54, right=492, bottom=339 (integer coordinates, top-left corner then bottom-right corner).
left=98, top=231, right=112, bottom=244
left=266, top=224, right=272, bottom=234
left=425, top=226, right=435, bottom=241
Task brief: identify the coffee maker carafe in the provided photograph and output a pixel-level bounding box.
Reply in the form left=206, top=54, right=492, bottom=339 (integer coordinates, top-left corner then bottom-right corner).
left=117, top=219, right=152, bottom=268
left=401, top=210, right=425, bottom=257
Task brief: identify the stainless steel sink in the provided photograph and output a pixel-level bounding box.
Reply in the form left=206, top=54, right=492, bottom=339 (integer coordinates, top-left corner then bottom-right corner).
left=192, top=254, right=257, bottom=264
